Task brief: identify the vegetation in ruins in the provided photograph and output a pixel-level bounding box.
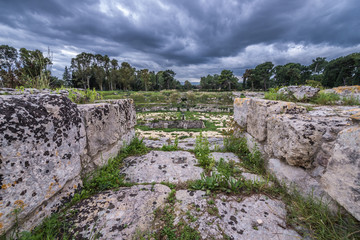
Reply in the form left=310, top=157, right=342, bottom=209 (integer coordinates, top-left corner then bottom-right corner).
left=264, top=87, right=360, bottom=106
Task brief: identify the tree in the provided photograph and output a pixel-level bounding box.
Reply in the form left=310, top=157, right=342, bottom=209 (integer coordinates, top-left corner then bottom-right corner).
left=323, top=53, right=360, bottom=87
left=0, top=45, right=21, bottom=87
left=19, top=48, right=52, bottom=88
left=71, top=52, right=94, bottom=89
left=162, top=69, right=176, bottom=89
left=119, top=62, right=135, bottom=90
left=310, top=57, right=328, bottom=74
left=183, top=80, right=192, bottom=90
left=218, top=70, right=238, bottom=91
left=242, top=69, right=253, bottom=90
left=253, top=62, right=273, bottom=91
left=62, top=66, right=71, bottom=87
left=200, top=74, right=218, bottom=90
left=108, top=59, right=119, bottom=90
left=139, top=69, right=150, bottom=91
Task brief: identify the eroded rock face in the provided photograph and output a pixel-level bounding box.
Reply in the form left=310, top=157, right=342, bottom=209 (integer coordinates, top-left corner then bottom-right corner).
left=267, top=159, right=333, bottom=205
left=234, top=97, right=360, bottom=220
left=234, top=98, right=306, bottom=142
left=234, top=98, right=352, bottom=168
left=278, top=86, right=320, bottom=100
left=266, top=114, right=349, bottom=168
left=322, top=126, right=360, bottom=221
left=0, top=95, right=137, bottom=235
left=120, top=151, right=203, bottom=183
left=0, top=94, right=86, bottom=234
left=173, top=190, right=301, bottom=240
left=66, top=184, right=171, bottom=239
left=79, top=99, right=136, bottom=175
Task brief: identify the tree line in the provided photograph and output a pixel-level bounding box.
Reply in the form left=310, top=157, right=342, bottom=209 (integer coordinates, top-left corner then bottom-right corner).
left=238, top=53, right=360, bottom=91
left=67, top=52, right=184, bottom=91
left=1, top=44, right=359, bottom=91
left=0, top=45, right=54, bottom=89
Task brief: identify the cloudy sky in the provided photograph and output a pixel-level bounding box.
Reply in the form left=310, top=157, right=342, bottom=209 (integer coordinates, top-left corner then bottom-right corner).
left=1, top=0, right=360, bottom=82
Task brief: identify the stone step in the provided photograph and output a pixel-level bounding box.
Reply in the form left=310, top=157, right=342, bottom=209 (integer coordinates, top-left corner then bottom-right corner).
left=66, top=184, right=171, bottom=239
left=120, top=151, right=203, bottom=183
left=120, top=150, right=270, bottom=186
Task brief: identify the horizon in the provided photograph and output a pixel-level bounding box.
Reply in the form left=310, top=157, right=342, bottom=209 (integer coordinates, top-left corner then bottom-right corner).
left=1, top=0, right=360, bottom=82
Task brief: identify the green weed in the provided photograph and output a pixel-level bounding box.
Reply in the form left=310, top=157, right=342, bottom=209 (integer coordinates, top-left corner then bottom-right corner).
left=311, top=92, right=340, bottom=105
left=161, top=137, right=179, bottom=151
left=194, top=133, right=215, bottom=172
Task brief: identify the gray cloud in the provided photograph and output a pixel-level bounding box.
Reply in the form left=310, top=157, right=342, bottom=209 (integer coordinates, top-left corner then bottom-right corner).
left=0, top=0, right=359, bottom=81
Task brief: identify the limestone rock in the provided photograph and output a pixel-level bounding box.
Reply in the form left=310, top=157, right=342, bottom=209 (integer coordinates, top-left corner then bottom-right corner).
left=266, top=114, right=350, bottom=168
left=67, top=184, right=171, bottom=239
left=234, top=98, right=306, bottom=142
left=267, top=158, right=334, bottom=206
left=174, top=190, right=301, bottom=239
left=332, top=85, right=360, bottom=101
left=321, top=126, right=360, bottom=221
left=234, top=98, right=250, bottom=129
left=120, top=151, right=203, bottom=183
left=278, top=86, right=320, bottom=100
left=0, top=94, right=86, bottom=234
left=78, top=99, right=136, bottom=175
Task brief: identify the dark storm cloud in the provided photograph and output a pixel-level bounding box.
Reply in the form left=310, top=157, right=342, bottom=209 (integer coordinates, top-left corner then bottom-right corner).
left=1, top=0, right=360, bottom=80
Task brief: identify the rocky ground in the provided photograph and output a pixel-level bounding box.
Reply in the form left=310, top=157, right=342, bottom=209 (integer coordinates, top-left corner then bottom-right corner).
left=63, top=114, right=302, bottom=240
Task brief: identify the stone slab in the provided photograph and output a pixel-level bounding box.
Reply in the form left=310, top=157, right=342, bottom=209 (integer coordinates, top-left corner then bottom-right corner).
left=67, top=184, right=171, bottom=239
left=120, top=151, right=203, bottom=183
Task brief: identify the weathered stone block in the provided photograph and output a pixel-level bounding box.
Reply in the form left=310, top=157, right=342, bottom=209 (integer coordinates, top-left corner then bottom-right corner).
left=278, top=85, right=320, bottom=100
left=234, top=98, right=250, bottom=129
left=322, top=126, right=360, bottom=221
left=266, top=114, right=350, bottom=168
left=267, top=159, right=334, bottom=206
left=234, top=98, right=306, bottom=142
left=0, top=94, right=86, bottom=234
left=78, top=99, right=136, bottom=175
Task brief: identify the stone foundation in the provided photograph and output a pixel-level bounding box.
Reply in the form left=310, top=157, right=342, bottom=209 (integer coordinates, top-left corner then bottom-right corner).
left=234, top=97, right=360, bottom=221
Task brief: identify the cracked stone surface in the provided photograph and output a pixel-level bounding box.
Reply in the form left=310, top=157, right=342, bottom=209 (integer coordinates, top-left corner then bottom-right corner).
left=210, top=152, right=240, bottom=163
left=173, top=190, right=301, bottom=240
left=120, top=151, right=203, bottom=183
left=67, top=184, right=171, bottom=239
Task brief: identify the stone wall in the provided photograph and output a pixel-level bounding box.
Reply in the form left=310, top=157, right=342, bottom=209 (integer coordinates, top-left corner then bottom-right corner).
left=0, top=94, right=136, bottom=235
left=144, top=120, right=205, bottom=129
left=234, top=97, right=360, bottom=221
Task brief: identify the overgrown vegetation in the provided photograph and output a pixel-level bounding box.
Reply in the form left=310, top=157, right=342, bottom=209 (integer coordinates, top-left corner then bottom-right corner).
left=161, top=137, right=179, bottom=151
left=194, top=133, right=215, bottom=173
left=195, top=134, right=360, bottom=240
left=66, top=88, right=103, bottom=104
left=151, top=190, right=201, bottom=240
